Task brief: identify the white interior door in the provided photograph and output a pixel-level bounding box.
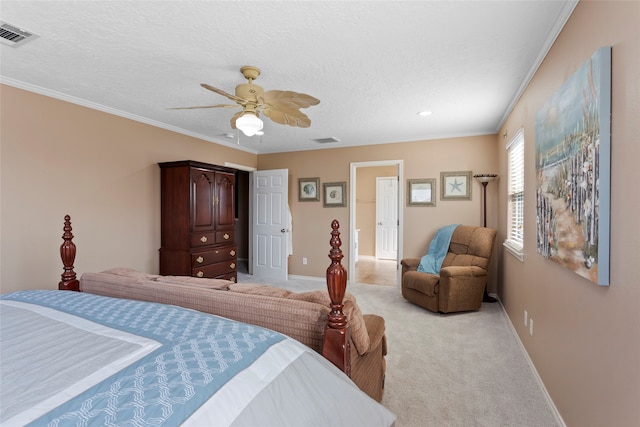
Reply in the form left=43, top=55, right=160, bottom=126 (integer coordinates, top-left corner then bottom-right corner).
left=251, top=169, right=289, bottom=280
left=375, top=176, right=398, bottom=260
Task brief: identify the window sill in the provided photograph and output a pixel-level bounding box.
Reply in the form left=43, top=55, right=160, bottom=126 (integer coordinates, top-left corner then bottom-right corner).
left=503, top=241, right=524, bottom=262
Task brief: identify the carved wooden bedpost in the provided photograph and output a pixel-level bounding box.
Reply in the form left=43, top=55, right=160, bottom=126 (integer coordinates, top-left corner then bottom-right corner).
left=59, top=215, right=79, bottom=291
left=323, top=219, right=352, bottom=376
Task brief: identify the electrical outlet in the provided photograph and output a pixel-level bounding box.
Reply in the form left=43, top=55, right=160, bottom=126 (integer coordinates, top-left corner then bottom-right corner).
left=302, top=257, right=308, bottom=265
left=529, top=318, right=534, bottom=336
left=524, top=310, right=528, bottom=327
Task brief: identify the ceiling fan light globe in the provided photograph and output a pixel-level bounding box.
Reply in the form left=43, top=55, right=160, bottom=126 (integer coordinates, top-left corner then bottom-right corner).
left=236, top=112, right=263, bottom=137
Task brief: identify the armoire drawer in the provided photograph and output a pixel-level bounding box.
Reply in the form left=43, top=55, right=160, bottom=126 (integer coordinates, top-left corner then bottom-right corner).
left=215, top=230, right=234, bottom=244
left=190, top=230, right=235, bottom=247
left=190, top=232, right=217, bottom=247
left=191, top=246, right=237, bottom=267
left=191, top=260, right=237, bottom=279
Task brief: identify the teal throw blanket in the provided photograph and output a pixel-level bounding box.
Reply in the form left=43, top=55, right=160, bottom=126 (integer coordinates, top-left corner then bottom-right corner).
left=417, top=224, right=460, bottom=274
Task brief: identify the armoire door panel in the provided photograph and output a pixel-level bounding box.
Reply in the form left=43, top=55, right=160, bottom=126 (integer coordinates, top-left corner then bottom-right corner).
left=215, top=172, right=235, bottom=229
left=191, top=169, right=215, bottom=232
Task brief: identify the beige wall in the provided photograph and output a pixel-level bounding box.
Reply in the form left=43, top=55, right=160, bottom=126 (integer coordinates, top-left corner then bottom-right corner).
left=258, top=134, right=498, bottom=279
left=497, top=2, right=640, bottom=426
left=0, top=85, right=257, bottom=293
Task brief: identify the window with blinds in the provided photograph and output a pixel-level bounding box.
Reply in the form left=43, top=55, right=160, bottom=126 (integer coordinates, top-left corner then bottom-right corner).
left=505, top=129, right=524, bottom=261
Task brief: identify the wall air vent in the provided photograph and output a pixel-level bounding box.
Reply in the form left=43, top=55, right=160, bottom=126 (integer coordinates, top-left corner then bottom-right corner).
left=0, top=21, right=38, bottom=47
left=311, top=137, right=341, bottom=144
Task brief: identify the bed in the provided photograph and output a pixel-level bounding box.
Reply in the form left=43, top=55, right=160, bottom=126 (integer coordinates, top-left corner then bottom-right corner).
left=0, top=216, right=396, bottom=426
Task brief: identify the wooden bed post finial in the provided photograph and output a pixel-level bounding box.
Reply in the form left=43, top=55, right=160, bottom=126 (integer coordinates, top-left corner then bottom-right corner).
left=59, top=215, right=79, bottom=291
left=323, top=219, right=351, bottom=376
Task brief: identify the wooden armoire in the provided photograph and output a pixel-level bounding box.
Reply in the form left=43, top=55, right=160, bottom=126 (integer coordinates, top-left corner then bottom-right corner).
left=159, top=160, right=237, bottom=282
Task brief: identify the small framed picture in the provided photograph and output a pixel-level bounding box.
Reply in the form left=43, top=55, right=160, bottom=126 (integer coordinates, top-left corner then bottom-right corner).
left=407, top=178, right=436, bottom=206
left=441, top=171, right=472, bottom=200
left=298, top=177, right=320, bottom=201
left=323, top=182, right=347, bottom=207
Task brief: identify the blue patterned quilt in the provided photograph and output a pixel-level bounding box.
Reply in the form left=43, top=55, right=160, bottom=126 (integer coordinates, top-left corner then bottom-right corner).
left=1, top=290, right=286, bottom=426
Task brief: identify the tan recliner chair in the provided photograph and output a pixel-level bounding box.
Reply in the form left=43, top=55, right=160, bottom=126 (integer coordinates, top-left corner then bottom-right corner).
left=401, top=225, right=497, bottom=313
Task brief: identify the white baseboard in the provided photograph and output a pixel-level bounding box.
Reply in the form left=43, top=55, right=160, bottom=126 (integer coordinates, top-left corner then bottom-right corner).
left=287, top=274, right=380, bottom=286
left=287, top=274, right=325, bottom=283
left=497, top=297, right=567, bottom=427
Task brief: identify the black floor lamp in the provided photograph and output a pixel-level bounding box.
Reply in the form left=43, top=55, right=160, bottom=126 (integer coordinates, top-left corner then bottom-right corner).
left=473, top=173, right=498, bottom=302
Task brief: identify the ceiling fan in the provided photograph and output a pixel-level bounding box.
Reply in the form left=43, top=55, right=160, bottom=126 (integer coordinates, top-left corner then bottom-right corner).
left=171, top=66, right=320, bottom=136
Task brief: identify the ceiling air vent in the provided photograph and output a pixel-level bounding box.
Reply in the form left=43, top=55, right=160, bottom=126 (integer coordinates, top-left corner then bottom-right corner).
left=0, top=21, right=38, bottom=47
left=311, top=137, right=341, bottom=144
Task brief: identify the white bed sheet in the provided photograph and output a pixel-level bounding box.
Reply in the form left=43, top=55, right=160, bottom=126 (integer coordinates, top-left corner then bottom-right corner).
left=186, top=339, right=397, bottom=427
left=0, top=300, right=161, bottom=426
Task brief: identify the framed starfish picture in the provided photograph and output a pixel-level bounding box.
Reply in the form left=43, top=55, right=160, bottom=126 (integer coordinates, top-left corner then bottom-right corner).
left=441, top=171, right=472, bottom=200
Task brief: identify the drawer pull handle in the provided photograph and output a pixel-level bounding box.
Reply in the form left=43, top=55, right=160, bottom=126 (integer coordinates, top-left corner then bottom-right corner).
left=196, top=271, right=204, bottom=278
left=230, top=263, right=236, bottom=269
left=200, top=236, right=208, bottom=243
left=196, top=256, right=204, bottom=264
left=230, top=250, right=236, bottom=256
left=223, top=233, right=230, bottom=240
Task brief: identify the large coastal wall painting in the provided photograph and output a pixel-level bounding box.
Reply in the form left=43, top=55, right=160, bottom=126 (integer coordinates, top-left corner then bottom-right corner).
left=535, top=46, right=611, bottom=286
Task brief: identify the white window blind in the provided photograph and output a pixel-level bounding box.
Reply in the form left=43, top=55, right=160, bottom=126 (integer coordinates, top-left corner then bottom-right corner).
left=505, top=129, right=524, bottom=259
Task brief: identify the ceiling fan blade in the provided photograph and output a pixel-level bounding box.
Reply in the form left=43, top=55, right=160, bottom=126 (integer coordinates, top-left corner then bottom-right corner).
left=259, top=90, right=318, bottom=128
left=260, top=90, right=320, bottom=109
left=262, top=107, right=311, bottom=128
left=168, top=104, right=239, bottom=110
left=201, top=83, right=248, bottom=104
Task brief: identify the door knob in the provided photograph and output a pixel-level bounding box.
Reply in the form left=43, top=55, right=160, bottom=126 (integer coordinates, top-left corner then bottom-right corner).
left=281, top=228, right=289, bottom=233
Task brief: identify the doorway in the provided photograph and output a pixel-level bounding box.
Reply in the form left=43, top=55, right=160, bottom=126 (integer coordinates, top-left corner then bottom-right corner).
left=225, top=162, right=256, bottom=276
left=349, top=160, right=403, bottom=286
left=231, top=168, right=251, bottom=275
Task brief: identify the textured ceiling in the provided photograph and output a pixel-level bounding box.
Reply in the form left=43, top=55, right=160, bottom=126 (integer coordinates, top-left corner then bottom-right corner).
left=0, top=1, right=577, bottom=154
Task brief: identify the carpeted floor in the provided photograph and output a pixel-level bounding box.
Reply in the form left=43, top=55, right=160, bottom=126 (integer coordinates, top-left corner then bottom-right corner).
left=238, top=272, right=562, bottom=427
